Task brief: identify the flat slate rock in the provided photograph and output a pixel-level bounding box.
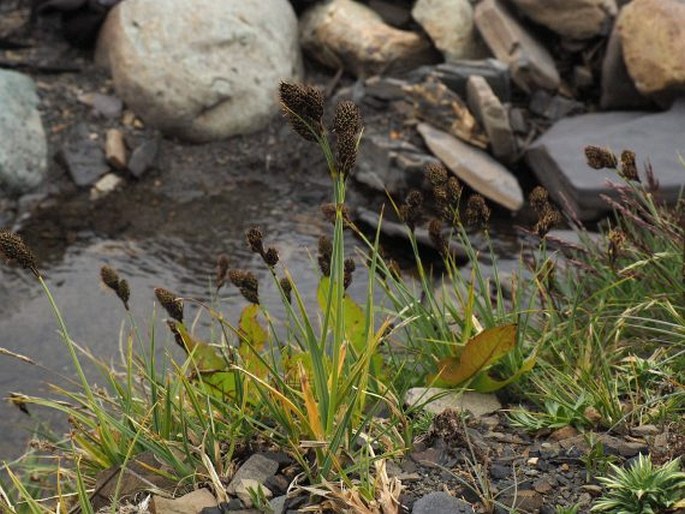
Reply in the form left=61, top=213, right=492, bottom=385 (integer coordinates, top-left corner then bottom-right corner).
left=417, top=122, right=524, bottom=211
left=412, top=492, right=475, bottom=514
left=59, top=122, right=109, bottom=187
left=526, top=100, right=685, bottom=221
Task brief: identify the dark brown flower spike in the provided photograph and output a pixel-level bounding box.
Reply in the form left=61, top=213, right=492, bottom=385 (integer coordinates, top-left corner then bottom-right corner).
left=533, top=205, right=562, bottom=237
left=216, top=254, right=229, bottom=290
left=318, top=235, right=332, bottom=277
left=246, top=226, right=265, bottom=255
left=321, top=203, right=351, bottom=227
left=465, top=194, right=491, bottom=229
left=343, top=257, right=355, bottom=290
left=279, top=82, right=324, bottom=142
left=279, top=276, right=292, bottom=304
left=608, top=229, right=626, bottom=265
left=446, top=177, right=462, bottom=204
left=333, top=100, right=363, bottom=136
left=425, top=162, right=449, bottom=187
left=263, top=247, right=280, bottom=267
left=529, top=186, right=549, bottom=214
left=154, top=287, right=184, bottom=322
left=399, top=190, right=424, bottom=231
left=428, top=218, right=448, bottom=258
left=0, top=230, right=39, bottom=278
left=228, top=269, right=260, bottom=304
left=619, top=150, right=640, bottom=182
left=100, top=265, right=130, bottom=309
left=585, top=145, right=618, bottom=170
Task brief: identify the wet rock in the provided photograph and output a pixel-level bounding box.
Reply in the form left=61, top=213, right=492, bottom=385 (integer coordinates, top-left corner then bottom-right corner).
left=128, top=137, right=160, bottom=178
left=528, top=91, right=584, bottom=122
left=617, top=0, right=685, bottom=99
left=510, top=0, right=617, bottom=40
left=417, top=123, right=524, bottom=211
left=525, top=100, right=685, bottom=220
left=412, top=491, right=475, bottom=514
left=105, top=128, right=127, bottom=170
left=600, top=22, right=650, bottom=110
left=474, top=0, right=560, bottom=93
left=411, top=59, right=511, bottom=102
left=0, top=70, right=48, bottom=195
left=412, top=0, right=478, bottom=62
left=59, top=122, right=109, bottom=187
left=467, top=75, right=516, bottom=163
left=226, top=454, right=279, bottom=495
left=152, top=489, right=217, bottom=514
left=96, top=0, right=302, bottom=142
left=77, top=92, right=123, bottom=119
left=405, top=387, right=502, bottom=417
left=356, top=133, right=432, bottom=194
left=300, top=0, right=437, bottom=77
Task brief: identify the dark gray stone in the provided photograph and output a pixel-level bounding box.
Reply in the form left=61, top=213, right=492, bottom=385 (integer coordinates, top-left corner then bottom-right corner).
left=526, top=100, right=685, bottom=220
left=410, top=59, right=511, bottom=102
left=59, top=122, right=109, bottom=187
left=412, top=492, right=475, bottom=514
left=0, top=70, right=48, bottom=195
left=226, top=454, right=279, bottom=495
left=529, top=90, right=584, bottom=122
left=128, top=137, right=160, bottom=178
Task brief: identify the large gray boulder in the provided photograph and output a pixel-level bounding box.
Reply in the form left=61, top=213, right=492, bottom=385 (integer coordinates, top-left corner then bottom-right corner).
left=95, top=0, right=302, bottom=143
left=526, top=100, right=685, bottom=220
left=0, top=70, right=48, bottom=196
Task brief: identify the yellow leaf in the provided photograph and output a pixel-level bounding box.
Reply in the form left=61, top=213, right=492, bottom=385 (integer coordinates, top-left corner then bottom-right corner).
left=299, top=362, right=324, bottom=442
left=432, top=324, right=517, bottom=386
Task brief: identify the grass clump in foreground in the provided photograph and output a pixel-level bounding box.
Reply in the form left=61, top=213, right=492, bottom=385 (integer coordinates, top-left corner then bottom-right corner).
left=0, top=87, right=682, bottom=513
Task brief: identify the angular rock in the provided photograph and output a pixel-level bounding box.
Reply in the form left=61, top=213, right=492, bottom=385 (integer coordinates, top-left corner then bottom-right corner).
left=105, top=128, right=127, bottom=170
left=128, top=137, right=160, bottom=178
left=510, top=0, right=617, bottom=40
left=418, top=123, right=524, bottom=211
left=77, top=92, right=124, bottom=119
left=600, top=22, right=650, bottom=110
left=59, top=123, right=109, bottom=187
left=300, top=0, right=437, bottom=77
left=525, top=100, right=685, bottom=220
left=411, top=59, right=511, bottom=102
left=474, top=0, right=560, bottom=92
left=270, top=495, right=287, bottom=514
left=405, top=387, right=502, bottom=417
left=412, top=0, right=478, bottom=62
left=528, top=90, right=584, bottom=122
left=152, top=489, right=217, bottom=514
left=356, top=133, right=433, bottom=194
left=467, top=75, right=516, bottom=163
left=90, top=173, right=123, bottom=201
left=412, top=492, right=475, bottom=514
left=226, top=454, right=279, bottom=495
left=96, top=0, right=302, bottom=142
left=617, top=0, right=685, bottom=98
left=0, top=70, right=48, bottom=195
left=499, top=489, right=544, bottom=512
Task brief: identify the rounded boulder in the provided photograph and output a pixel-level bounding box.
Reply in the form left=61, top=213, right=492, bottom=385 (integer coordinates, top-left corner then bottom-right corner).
left=96, top=0, right=303, bottom=142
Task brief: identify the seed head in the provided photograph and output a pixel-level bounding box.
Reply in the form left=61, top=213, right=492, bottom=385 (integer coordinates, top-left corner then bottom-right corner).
left=465, top=194, right=491, bottom=229
left=608, top=229, right=626, bottom=264
left=619, top=150, right=639, bottom=182
left=399, top=190, right=424, bottom=231
left=333, top=100, right=363, bottom=136
left=446, top=177, right=462, bottom=204
left=279, top=82, right=324, bottom=142
left=318, top=235, right=332, bottom=277
left=529, top=186, right=549, bottom=214
left=533, top=205, right=562, bottom=237
left=228, top=269, right=260, bottom=304
left=584, top=145, right=617, bottom=170
left=428, top=218, right=448, bottom=258
left=100, top=265, right=120, bottom=291
left=425, top=162, right=449, bottom=187
left=216, top=254, right=230, bottom=290
left=263, top=247, right=280, bottom=267
left=0, top=230, right=39, bottom=278
left=343, top=257, right=355, bottom=290
left=117, top=279, right=130, bottom=310
left=279, top=276, right=292, bottom=304
left=246, top=226, right=265, bottom=255
left=336, top=131, right=360, bottom=179
left=154, top=287, right=184, bottom=323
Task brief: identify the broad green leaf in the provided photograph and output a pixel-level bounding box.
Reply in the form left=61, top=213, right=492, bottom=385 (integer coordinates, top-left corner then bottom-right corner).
left=174, top=323, right=226, bottom=371
left=317, top=277, right=366, bottom=354
left=430, top=324, right=517, bottom=386
left=238, top=303, right=268, bottom=352
left=469, top=350, right=538, bottom=392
